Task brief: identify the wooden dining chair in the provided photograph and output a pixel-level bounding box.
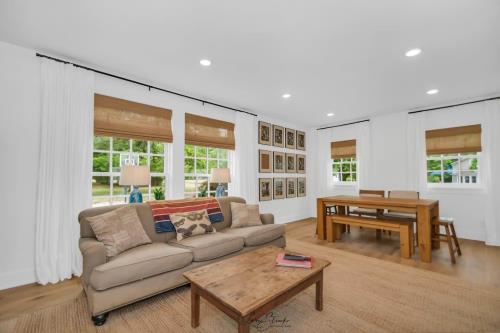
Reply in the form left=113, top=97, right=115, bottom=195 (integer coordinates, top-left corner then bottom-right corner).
left=350, top=189, right=385, bottom=234
left=384, top=190, right=419, bottom=243
left=432, top=217, right=462, bottom=264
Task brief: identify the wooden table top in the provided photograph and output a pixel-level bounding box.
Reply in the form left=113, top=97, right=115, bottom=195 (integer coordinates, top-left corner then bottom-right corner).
left=319, top=195, right=438, bottom=207
left=183, top=246, right=331, bottom=316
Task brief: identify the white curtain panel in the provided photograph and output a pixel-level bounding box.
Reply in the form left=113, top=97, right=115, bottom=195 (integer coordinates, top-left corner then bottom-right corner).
left=232, top=112, right=258, bottom=203
left=356, top=121, right=372, bottom=189
left=482, top=100, right=500, bottom=246
left=316, top=127, right=334, bottom=197
left=35, top=59, right=95, bottom=284
left=406, top=112, right=427, bottom=192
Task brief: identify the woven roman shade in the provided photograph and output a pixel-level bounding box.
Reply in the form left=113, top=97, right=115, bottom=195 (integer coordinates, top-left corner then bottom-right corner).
left=426, top=124, right=482, bottom=155
left=185, top=113, right=235, bottom=150
left=331, top=139, right=356, bottom=159
left=94, top=94, right=173, bottom=142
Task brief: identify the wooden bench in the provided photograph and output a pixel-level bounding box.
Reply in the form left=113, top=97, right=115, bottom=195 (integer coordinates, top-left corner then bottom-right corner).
left=326, top=215, right=414, bottom=258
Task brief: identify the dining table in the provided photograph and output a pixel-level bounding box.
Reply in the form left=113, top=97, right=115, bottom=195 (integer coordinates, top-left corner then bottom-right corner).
left=316, top=195, right=440, bottom=263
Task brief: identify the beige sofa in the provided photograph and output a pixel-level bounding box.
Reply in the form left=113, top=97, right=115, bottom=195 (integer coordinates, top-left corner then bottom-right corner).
left=78, top=196, right=286, bottom=325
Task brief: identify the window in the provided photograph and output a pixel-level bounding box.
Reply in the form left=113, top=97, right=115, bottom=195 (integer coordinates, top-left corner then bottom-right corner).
left=184, top=145, right=229, bottom=198
left=427, top=152, right=480, bottom=185
left=332, top=158, right=358, bottom=183
left=92, top=136, right=169, bottom=206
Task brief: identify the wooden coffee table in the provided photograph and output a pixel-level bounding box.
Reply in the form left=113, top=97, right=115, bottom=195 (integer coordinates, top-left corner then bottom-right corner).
left=183, top=246, right=331, bottom=333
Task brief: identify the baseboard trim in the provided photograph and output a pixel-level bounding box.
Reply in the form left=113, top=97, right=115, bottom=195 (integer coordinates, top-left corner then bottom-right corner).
left=0, top=268, right=36, bottom=291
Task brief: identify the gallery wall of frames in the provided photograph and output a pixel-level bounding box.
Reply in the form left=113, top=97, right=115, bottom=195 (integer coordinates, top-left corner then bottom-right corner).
left=257, top=121, right=306, bottom=201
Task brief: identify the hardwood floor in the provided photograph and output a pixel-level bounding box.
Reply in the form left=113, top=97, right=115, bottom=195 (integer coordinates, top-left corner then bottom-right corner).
left=1, top=217, right=499, bottom=322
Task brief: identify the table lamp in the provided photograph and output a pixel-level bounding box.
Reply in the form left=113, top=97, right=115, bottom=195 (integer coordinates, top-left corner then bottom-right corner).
left=210, top=168, right=231, bottom=197
left=119, top=165, right=150, bottom=203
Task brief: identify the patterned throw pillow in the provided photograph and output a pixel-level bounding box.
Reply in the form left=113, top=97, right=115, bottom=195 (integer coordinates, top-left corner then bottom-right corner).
left=87, top=205, right=152, bottom=258
left=169, top=209, right=216, bottom=241
left=230, top=202, right=263, bottom=228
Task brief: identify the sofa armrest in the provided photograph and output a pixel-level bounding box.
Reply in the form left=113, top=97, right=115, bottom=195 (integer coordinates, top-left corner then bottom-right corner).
left=260, top=213, right=274, bottom=225
left=79, top=238, right=106, bottom=285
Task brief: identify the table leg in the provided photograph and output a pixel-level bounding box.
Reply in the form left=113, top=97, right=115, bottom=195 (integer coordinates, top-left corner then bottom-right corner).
left=191, top=284, right=200, bottom=328
left=238, top=319, right=250, bottom=333
left=315, top=271, right=323, bottom=311
left=431, top=203, right=440, bottom=249
left=417, top=205, right=432, bottom=263
left=317, top=198, right=326, bottom=240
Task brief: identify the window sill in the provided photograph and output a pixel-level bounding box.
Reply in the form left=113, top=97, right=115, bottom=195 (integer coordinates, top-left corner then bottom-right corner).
left=425, top=184, right=486, bottom=195
left=333, top=182, right=358, bottom=188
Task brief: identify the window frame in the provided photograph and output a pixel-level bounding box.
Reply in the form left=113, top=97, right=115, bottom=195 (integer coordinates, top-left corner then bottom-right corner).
left=332, top=157, right=358, bottom=185
left=184, top=144, right=230, bottom=198
left=426, top=152, right=481, bottom=189
left=92, top=136, right=169, bottom=206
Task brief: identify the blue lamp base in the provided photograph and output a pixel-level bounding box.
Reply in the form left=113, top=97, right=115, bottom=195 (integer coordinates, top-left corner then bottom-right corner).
left=215, top=184, right=225, bottom=197
left=129, top=186, right=143, bottom=203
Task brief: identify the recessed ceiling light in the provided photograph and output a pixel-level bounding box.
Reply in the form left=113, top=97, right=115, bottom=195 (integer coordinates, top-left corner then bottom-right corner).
left=327, top=113, right=335, bottom=117
left=200, top=59, right=211, bottom=66
left=426, top=89, right=439, bottom=95
left=282, top=93, right=291, bottom=99
left=405, top=48, right=422, bottom=57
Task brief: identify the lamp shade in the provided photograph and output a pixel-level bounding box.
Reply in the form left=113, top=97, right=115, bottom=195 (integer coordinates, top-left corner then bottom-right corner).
left=119, top=165, right=150, bottom=186
left=210, top=168, right=231, bottom=183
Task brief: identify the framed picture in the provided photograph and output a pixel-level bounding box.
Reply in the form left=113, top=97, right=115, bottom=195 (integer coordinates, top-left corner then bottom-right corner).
left=259, top=150, right=273, bottom=173
left=297, top=177, right=306, bottom=197
left=297, top=131, right=306, bottom=150
left=273, top=178, right=286, bottom=199
left=259, top=178, right=273, bottom=201
left=286, top=178, right=297, bottom=198
left=258, top=121, right=272, bottom=145
left=285, top=128, right=296, bottom=149
left=273, top=151, right=285, bottom=173
left=273, top=125, right=285, bottom=148
left=286, top=153, right=296, bottom=173
left=297, top=154, right=306, bottom=174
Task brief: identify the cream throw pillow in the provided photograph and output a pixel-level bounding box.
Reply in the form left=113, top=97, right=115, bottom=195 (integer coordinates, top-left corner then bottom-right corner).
left=170, top=209, right=216, bottom=241
left=230, top=202, right=263, bottom=228
left=87, top=205, right=152, bottom=258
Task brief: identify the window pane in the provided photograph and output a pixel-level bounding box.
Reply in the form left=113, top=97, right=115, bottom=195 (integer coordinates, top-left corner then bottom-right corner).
left=112, top=196, right=128, bottom=205
left=351, top=163, right=357, bottom=172
left=185, top=192, right=196, bottom=198
left=333, top=173, right=340, bottom=182
left=150, top=156, right=164, bottom=173
left=333, top=159, right=340, bottom=163
left=93, top=152, right=109, bottom=172
left=196, top=146, right=207, bottom=158
left=112, top=176, right=129, bottom=195
left=185, top=144, right=195, bottom=157
left=208, top=148, right=217, bottom=158
left=137, top=154, right=148, bottom=166
left=208, top=160, right=217, bottom=173
left=460, top=157, right=477, bottom=171
left=427, top=172, right=441, bottom=183
left=113, top=138, right=130, bottom=151
left=427, top=159, right=441, bottom=171
left=196, top=159, right=207, bottom=174
left=443, top=171, right=453, bottom=183
left=151, top=176, right=165, bottom=200
left=442, top=158, right=458, bottom=171
left=185, top=158, right=194, bottom=173
left=94, top=136, right=110, bottom=150
left=219, top=160, right=228, bottom=168
left=341, top=164, right=350, bottom=172
left=219, top=149, right=228, bottom=159
left=112, top=153, right=121, bottom=172
left=342, top=173, right=351, bottom=182
left=93, top=196, right=110, bottom=207
left=197, top=177, right=208, bottom=197
left=92, top=176, right=110, bottom=196
left=151, top=141, right=164, bottom=154
left=137, top=186, right=149, bottom=200
left=184, top=176, right=196, bottom=193
left=351, top=173, right=357, bottom=181
left=332, top=164, right=340, bottom=173
left=133, top=140, right=148, bottom=153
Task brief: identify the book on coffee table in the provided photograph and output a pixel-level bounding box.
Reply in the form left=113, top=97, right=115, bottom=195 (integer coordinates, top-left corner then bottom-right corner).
left=276, top=253, right=313, bottom=268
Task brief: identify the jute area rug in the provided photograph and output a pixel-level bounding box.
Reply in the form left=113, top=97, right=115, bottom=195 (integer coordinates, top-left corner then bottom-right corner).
left=1, top=239, right=500, bottom=333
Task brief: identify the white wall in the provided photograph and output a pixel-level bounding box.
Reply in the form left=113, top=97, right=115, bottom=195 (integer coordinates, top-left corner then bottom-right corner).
left=0, top=41, right=315, bottom=289
left=0, top=41, right=40, bottom=289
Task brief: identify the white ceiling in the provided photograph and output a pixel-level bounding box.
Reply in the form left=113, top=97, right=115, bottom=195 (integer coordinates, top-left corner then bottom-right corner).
left=1, top=0, right=500, bottom=127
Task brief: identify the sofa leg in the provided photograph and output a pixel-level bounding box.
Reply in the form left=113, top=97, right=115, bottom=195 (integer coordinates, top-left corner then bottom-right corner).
left=92, top=313, right=108, bottom=326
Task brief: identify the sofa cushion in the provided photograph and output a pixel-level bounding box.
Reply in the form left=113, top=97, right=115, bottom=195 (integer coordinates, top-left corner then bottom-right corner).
left=170, top=209, right=216, bottom=241
left=169, top=233, right=244, bottom=262
left=230, top=202, right=262, bottom=228
left=222, top=224, right=285, bottom=247
left=90, top=243, right=193, bottom=291
left=86, top=205, right=151, bottom=258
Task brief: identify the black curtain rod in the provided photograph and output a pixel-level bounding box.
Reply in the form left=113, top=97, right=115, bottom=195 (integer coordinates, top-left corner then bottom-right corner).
left=316, top=119, right=370, bottom=131
left=36, top=52, right=258, bottom=117
left=408, top=95, right=500, bottom=114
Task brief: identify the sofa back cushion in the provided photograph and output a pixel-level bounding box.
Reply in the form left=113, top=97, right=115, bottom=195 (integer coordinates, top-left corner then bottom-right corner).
left=78, top=196, right=246, bottom=240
